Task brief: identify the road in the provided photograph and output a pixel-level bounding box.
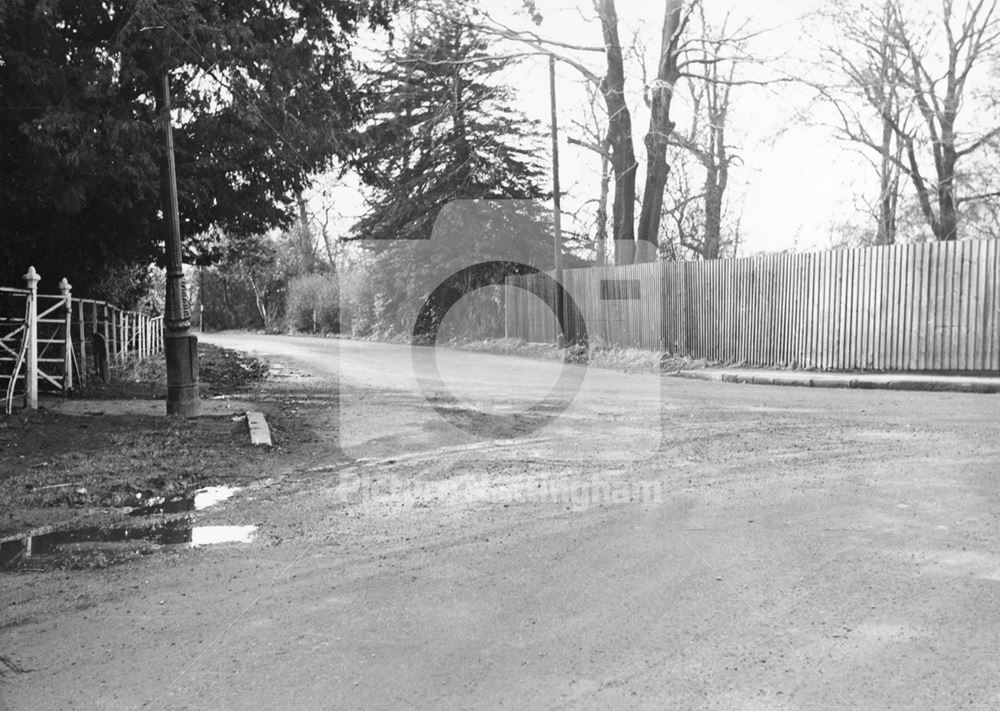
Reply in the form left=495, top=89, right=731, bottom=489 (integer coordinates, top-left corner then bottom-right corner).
left=4, top=333, right=1000, bottom=710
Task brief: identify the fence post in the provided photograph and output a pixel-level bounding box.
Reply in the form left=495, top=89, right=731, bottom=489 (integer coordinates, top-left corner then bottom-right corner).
left=23, top=267, right=40, bottom=409
left=59, top=278, right=73, bottom=392
left=102, top=303, right=110, bottom=375
left=110, top=307, right=117, bottom=364
left=77, top=299, right=87, bottom=387
left=119, top=310, right=126, bottom=363
left=98, top=303, right=110, bottom=383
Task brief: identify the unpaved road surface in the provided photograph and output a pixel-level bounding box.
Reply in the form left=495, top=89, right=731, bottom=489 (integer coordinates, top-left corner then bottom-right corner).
left=3, top=333, right=1000, bottom=710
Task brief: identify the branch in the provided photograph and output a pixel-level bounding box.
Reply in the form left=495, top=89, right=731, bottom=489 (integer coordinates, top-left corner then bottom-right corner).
left=678, top=73, right=796, bottom=87
left=567, top=134, right=610, bottom=158
left=471, top=11, right=607, bottom=53
left=394, top=52, right=546, bottom=66
left=955, top=124, right=1000, bottom=158
left=957, top=189, right=1000, bottom=204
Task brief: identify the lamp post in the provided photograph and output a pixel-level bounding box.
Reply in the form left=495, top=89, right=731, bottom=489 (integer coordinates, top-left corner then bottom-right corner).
left=156, top=70, right=200, bottom=417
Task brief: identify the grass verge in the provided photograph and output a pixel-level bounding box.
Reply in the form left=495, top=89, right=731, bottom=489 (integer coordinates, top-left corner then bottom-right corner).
left=450, top=337, right=709, bottom=373
left=0, top=343, right=275, bottom=563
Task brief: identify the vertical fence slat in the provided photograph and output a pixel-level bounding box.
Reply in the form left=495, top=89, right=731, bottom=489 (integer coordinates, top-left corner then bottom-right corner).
left=889, top=245, right=900, bottom=369
left=914, top=241, right=925, bottom=371
left=959, top=241, right=972, bottom=370
left=833, top=249, right=845, bottom=370
left=973, top=239, right=987, bottom=370
left=989, top=239, right=1000, bottom=371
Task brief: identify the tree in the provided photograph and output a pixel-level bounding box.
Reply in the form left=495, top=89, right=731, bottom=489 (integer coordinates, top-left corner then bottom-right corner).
left=349, top=13, right=550, bottom=335
left=197, top=230, right=284, bottom=331
left=592, top=0, right=640, bottom=264
left=820, top=0, right=1000, bottom=242
left=449, top=0, right=688, bottom=264
left=472, top=1, right=759, bottom=264
left=353, top=22, right=545, bottom=241
left=0, top=0, right=398, bottom=295
left=567, top=82, right=613, bottom=266
left=664, top=2, right=745, bottom=259
left=634, top=0, right=687, bottom=262
left=816, top=0, right=915, bottom=245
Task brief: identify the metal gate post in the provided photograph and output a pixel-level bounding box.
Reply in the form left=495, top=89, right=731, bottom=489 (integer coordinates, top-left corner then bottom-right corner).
left=23, top=267, right=39, bottom=409
left=59, top=278, right=73, bottom=391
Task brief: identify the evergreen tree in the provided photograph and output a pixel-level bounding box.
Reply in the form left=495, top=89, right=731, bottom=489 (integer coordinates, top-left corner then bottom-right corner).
left=350, top=17, right=551, bottom=336
left=0, top=0, right=398, bottom=296
left=353, top=19, right=546, bottom=241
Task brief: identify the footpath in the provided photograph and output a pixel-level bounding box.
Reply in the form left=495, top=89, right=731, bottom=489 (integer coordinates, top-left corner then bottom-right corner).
left=676, top=367, right=1000, bottom=394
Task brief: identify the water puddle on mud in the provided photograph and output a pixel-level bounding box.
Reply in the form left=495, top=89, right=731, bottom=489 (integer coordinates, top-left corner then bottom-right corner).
left=0, top=485, right=255, bottom=571
left=128, top=485, right=239, bottom=516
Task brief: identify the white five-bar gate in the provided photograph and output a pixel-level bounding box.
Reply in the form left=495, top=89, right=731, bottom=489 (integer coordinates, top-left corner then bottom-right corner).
left=1, top=267, right=164, bottom=414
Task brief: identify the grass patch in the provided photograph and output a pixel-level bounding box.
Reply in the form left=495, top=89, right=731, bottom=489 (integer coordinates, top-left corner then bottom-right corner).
left=452, top=337, right=667, bottom=373
left=0, top=344, right=275, bottom=541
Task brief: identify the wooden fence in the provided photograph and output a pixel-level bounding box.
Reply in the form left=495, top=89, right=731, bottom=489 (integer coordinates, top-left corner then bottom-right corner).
left=1, top=267, right=164, bottom=413
left=505, top=239, right=1000, bottom=373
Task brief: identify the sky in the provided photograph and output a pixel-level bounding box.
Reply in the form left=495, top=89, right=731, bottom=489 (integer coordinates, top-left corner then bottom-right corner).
left=310, top=0, right=987, bottom=260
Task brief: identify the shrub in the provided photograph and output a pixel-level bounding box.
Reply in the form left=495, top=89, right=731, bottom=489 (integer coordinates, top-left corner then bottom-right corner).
left=285, top=273, right=340, bottom=333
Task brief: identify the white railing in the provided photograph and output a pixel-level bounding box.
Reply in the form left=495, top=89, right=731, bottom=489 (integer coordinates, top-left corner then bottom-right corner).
left=2, top=267, right=164, bottom=412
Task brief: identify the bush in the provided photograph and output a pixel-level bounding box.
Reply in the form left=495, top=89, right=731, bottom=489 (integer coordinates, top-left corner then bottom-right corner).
left=285, top=273, right=340, bottom=333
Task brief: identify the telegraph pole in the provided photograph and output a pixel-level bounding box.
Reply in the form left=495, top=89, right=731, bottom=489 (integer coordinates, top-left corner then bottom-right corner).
left=549, top=55, right=567, bottom=347
left=157, top=70, right=200, bottom=417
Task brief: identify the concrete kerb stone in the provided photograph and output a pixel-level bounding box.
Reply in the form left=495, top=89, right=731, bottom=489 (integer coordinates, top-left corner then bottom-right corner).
left=676, top=369, right=1000, bottom=394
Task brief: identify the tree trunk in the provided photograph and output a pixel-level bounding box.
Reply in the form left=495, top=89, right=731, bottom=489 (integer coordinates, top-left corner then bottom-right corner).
left=320, top=221, right=337, bottom=271
left=596, top=147, right=610, bottom=265
left=593, top=0, right=638, bottom=265
left=875, top=6, right=899, bottom=246
left=295, top=194, right=318, bottom=273
left=938, top=142, right=959, bottom=241
left=702, top=86, right=729, bottom=260
left=635, top=0, right=685, bottom=263
left=248, top=276, right=269, bottom=330
left=703, top=167, right=723, bottom=259
left=876, top=117, right=897, bottom=245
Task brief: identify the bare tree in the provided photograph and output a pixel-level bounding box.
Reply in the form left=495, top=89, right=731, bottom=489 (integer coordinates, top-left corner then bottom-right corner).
left=459, top=0, right=689, bottom=264
left=821, top=0, right=1000, bottom=242
left=816, top=0, right=916, bottom=244
left=592, top=0, right=640, bottom=264
left=634, top=0, right=688, bottom=262
left=441, top=1, right=772, bottom=263
left=663, top=4, right=744, bottom=259
left=567, top=82, right=613, bottom=265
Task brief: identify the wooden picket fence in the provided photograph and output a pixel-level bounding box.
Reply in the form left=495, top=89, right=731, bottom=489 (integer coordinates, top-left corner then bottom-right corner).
left=1, top=267, right=164, bottom=413
left=505, top=239, right=1000, bottom=373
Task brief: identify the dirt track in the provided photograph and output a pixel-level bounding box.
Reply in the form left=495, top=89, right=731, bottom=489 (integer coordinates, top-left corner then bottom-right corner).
left=3, top=333, right=1000, bottom=710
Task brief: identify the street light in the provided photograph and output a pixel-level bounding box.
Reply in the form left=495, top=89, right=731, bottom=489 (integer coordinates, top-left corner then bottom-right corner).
left=156, top=70, right=200, bottom=417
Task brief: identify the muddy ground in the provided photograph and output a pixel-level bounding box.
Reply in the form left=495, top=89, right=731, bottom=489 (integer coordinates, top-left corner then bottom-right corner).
left=2, top=333, right=1000, bottom=710
left=0, top=344, right=289, bottom=566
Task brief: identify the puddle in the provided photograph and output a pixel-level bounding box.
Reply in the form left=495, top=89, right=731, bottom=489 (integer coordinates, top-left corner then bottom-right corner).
left=128, top=485, right=240, bottom=516
left=0, top=520, right=257, bottom=570
left=188, top=525, right=257, bottom=546
left=1, top=485, right=252, bottom=570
